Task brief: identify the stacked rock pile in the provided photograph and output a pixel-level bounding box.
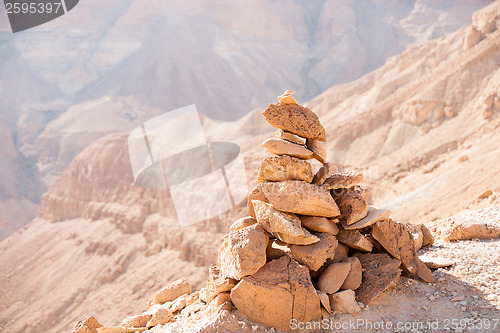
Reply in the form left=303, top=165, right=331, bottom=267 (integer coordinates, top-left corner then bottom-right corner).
left=73, top=91, right=437, bottom=333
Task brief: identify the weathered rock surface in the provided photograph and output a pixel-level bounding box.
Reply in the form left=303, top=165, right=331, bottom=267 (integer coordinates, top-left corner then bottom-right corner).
left=121, top=314, right=151, bottom=328
left=286, top=233, right=338, bottom=271
left=342, top=206, right=391, bottom=230
left=218, top=224, right=269, bottom=280
left=146, top=308, right=172, bottom=328
left=341, top=257, right=363, bottom=290
left=256, top=155, right=313, bottom=183
left=419, top=224, right=435, bottom=246
left=262, top=138, right=314, bottom=160
left=247, top=185, right=268, bottom=219
left=261, top=180, right=340, bottom=217
left=317, top=290, right=332, bottom=313
left=332, top=244, right=350, bottom=263
left=329, top=290, right=361, bottom=314
left=72, top=316, right=103, bottom=333
left=316, top=262, right=351, bottom=294
left=312, top=162, right=335, bottom=185
left=337, top=230, right=373, bottom=252
left=323, top=172, right=363, bottom=190
left=434, top=219, right=500, bottom=241
left=334, top=187, right=369, bottom=225
left=306, top=139, right=327, bottom=163
left=252, top=200, right=319, bottom=245
left=148, top=279, right=192, bottom=308
left=203, top=266, right=238, bottom=303
left=300, top=216, right=339, bottom=235
left=262, top=103, right=326, bottom=141
left=96, top=327, right=147, bottom=333
left=419, top=256, right=454, bottom=269
left=229, top=217, right=257, bottom=232
left=275, top=129, right=305, bottom=145
left=230, top=256, right=321, bottom=331
left=356, top=253, right=401, bottom=305
left=204, top=292, right=232, bottom=315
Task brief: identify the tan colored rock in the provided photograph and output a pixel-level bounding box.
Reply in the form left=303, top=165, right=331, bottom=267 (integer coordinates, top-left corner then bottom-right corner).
left=266, top=239, right=288, bottom=261
left=419, top=224, right=435, bottom=247
left=415, top=259, right=435, bottom=283
left=356, top=253, right=401, bottom=305
left=316, top=262, right=351, bottom=294
left=97, top=328, right=147, bottom=333
left=148, top=279, right=192, bottom=308
left=419, top=256, right=454, bottom=269
left=185, top=291, right=200, bottom=307
left=231, top=256, right=321, bottom=331
left=317, top=290, right=332, bottom=313
left=262, top=103, right=326, bottom=141
left=146, top=308, right=173, bottom=328
left=341, top=257, right=362, bottom=290
left=261, top=180, right=340, bottom=217
left=275, top=129, right=305, bottom=145
left=408, top=224, right=424, bottom=251
left=463, top=26, right=483, bottom=50
left=312, top=162, right=336, bottom=185
left=247, top=185, right=268, bottom=219
left=337, top=230, right=373, bottom=252
left=253, top=200, right=319, bottom=245
left=334, top=187, right=369, bottom=225
left=121, top=314, right=152, bottom=328
left=205, top=292, right=232, bottom=314
left=436, top=219, right=500, bottom=241
left=262, top=138, right=314, bottom=160
left=371, top=221, right=416, bottom=273
left=180, top=299, right=206, bottom=317
left=323, top=172, right=363, bottom=190
left=301, top=216, right=339, bottom=235
left=256, top=155, right=313, bottom=183
left=229, top=216, right=257, bottom=232
left=286, top=233, right=338, bottom=271
left=167, top=293, right=189, bottom=313
left=306, top=139, right=327, bottom=163
left=72, top=316, right=103, bottom=333
left=332, top=244, right=350, bottom=263
left=341, top=206, right=391, bottom=230
left=218, top=223, right=269, bottom=280
left=201, top=266, right=238, bottom=303
left=278, top=90, right=298, bottom=105
left=329, top=290, right=361, bottom=314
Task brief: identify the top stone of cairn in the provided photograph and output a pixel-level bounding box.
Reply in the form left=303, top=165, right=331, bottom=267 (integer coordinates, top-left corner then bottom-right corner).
left=263, top=91, right=326, bottom=142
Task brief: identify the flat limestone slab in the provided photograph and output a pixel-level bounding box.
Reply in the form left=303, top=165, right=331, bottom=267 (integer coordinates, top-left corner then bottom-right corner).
left=342, top=206, right=391, bottom=229
left=262, top=103, right=326, bottom=141
left=262, top=138, right=314, bottom=160
left=301, top=216, right=340, bottom=235
left=356, top=253, right=401, bottom=305
left=419, top=256, right=454, bottom=269
left=337, top=230, right=373, bottom=252
left=261, top=180, right=340, bottom=217
left=256, top=155, right=313, bottom=183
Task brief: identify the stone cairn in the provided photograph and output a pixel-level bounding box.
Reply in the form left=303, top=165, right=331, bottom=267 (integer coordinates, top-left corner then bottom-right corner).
left=73, top=91, right=439, bottom=333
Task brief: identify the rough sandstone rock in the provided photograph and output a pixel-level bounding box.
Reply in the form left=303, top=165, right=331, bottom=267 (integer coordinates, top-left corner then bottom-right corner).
left=262, top=138, right=314, bottom=160
left=285, top=233, right=338, bottom=271
left=306, top=139, right=327, bottom=163
left=419, top=223, right=435, bottom=246
left=419, top=256, right=454, bottom=269
left=341, top=257, right=363, bottom=290
left=261, top=180, right=340, bottom=217
left=356, top=253, right=401, bottom=305
left=262, top=103, right=326, bottom=141
left=337, top=230, right=373, bottom=252
left=218, top=224, right=269, bottom=280
left=275, top=129, right=305, bottom=145
left=323, top=172, right=363, bottom=190
left=266, top=239, right=288, bottom=261
left=341, top=206, right=391, bottom=230
left=256, top=155, right=313, bottom=183
left=121, top=314, right=152, bottom=328
left=317, top=290, right=332, bottom=313
left=329, top=290, right=361, bottom=314
left=204, top=292, right=232, bottom=315
left=247, top=185, right=268, bottom=219
left=334, top=187, right=369, bottom=225
left=300, top=216, right=340, bottom=235
left=202, top=266, right=238, bottom=303
left=277, top=90, right=299, bottom=105
left=436, top=219, right=500, bottom=241
left=332, top=244, right=350, bottom=263
left=252, top=200, right=319, bottom=245
left=148, top=279, right=192, bottom=308
left=312, top=162, right=335, bottom=185
left=230, top=256, right=321, bottom=331
left=72, top=316, right=103, bottom=333
left=316, top=262, right=351, bottom=294
left=146, top=308, right=173, bottom=328
left=96, top=327, right=147, bottom=333
left=229, top=216, right=257, bottom=232
left=407, top=224, right=424, bottom=251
